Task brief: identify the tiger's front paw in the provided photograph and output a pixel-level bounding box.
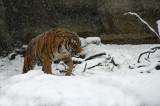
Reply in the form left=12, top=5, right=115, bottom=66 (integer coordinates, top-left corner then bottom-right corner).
left=65, top=73, right=71, bottom=76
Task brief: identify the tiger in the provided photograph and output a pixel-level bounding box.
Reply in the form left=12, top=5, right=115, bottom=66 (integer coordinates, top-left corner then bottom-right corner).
left=22, top=28, right=82, bottom=76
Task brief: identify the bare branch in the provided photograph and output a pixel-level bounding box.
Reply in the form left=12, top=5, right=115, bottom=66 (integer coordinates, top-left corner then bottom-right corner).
left=138, top=48, right=158, bottom=63
left=73, top=52, right=107, bottom=64
left=87, top=63, right=103, bottom=69
left=84, top=53, right=106, bottom=61
left=151, top=46, right=160, bottom=50
left=124, top=12, right=160, bottom=39
left=82, top=63, right=87, bottom=73
left=110, top=58, right=119, bottom=66
left=71, top=73, right=75, bottom=76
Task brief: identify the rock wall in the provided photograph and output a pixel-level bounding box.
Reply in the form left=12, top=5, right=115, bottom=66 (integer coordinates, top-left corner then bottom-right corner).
left=2, top=0, right=104, bottom=44
left=0, top=0, right=160, bottom=56
left=0, top=0, right=12, bottom=56
left=97, top=0, right=160, bottom=43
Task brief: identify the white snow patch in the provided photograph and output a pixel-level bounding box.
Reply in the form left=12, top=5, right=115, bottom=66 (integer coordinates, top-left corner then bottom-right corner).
left=0, top=41, right=160, bottom=106
left=0, top=70, right=141, bottom=106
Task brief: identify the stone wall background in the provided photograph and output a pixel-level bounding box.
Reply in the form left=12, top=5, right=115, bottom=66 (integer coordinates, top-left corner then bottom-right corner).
left=0, top=0, right=160, bottom=56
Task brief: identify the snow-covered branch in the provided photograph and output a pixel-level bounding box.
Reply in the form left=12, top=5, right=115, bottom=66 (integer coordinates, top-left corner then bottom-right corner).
left=124, top=12, right=160, bottom=39
left=137, top=48, right=158, bottom=63
left=157, top=20, right=160, bottom=36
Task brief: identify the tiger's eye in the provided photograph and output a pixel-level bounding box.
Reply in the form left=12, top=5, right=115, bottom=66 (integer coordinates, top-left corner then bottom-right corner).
left=60, top=35, right=65, bottom=38
left=73, top=42, right=77, bottom=46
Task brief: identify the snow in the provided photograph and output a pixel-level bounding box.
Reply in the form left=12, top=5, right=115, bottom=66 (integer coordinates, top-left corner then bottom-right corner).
left=80, top=37, right=101, bottom=47
left=0, top=37, right=160, bottom=106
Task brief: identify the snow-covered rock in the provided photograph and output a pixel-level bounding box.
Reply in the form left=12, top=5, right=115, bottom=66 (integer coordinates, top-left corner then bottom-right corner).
left=80, top=37, right=101, bottom=48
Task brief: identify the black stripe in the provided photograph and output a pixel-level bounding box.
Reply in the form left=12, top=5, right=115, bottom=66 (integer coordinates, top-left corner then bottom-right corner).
left=29, top=46, right=32, bottom=70
left=38, top=55, right=42, bottom=63
left=68, top=40, right=71, bottom=50
left=50, top=44, right=54, bottom=58
left=45, top=33, right=52, bottom=60
left=27, top=46, right=31, bottom=70
left=58, top=44, right=62, bottom=53
left=26, top=49, right=29, bottom=70
left=65, top=40, right=68, bottom=50
left=24, top=68, right=26, bottom=73
left=50, top=42, right=54, bottom=59
left=38, top=37, right=41, bottom=52
left=65, top=39, right=70, bottom=51
left=58, top=41, right=63, bottom=53
left=50, top=36, right=55, bottom=59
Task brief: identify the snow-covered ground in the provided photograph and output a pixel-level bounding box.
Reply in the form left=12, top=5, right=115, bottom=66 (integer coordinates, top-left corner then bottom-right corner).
left=0, top=37, right=160, bottom=106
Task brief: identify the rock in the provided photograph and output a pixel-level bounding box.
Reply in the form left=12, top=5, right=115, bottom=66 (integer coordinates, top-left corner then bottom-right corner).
left=0, top=0, right=12, bottom=56
left=1, top=0, right=160, bottom=52
left=2, top=0, right=105, bottom=45
left=97, top=0, right=160, bottom=43
left=8, top=45, right=27, bottom=60
left=155, top=65, right=160, bottom=70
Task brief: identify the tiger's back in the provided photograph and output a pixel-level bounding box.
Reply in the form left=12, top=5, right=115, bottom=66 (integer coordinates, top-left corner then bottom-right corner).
left=23, top=28, right=82, bottom=76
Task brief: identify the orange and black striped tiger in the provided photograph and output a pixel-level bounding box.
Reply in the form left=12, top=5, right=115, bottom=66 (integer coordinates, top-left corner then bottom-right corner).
left=22, top=28, right=82, bottom=76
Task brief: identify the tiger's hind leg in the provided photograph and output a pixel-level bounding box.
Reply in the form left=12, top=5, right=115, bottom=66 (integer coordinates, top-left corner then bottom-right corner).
left=42, top=61, right=52, bottom=74
left=42, top=55, right=52, bottom=74
left=22, top=55, right=36, bottom=74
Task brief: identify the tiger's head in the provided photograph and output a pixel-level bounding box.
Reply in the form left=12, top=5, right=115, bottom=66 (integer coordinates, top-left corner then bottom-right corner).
left=56, top=28, right=82, bottom=56
left=69, top=34, right=82, bottom=56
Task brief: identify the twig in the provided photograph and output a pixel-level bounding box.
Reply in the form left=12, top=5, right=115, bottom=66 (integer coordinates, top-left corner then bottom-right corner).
left=151, top=46, right=160, bottom=50
left=110, top=58, right=119, bottom=66
left=84, top=53, right=106, bottom=61
left=138, top=49, right=157, bottom=63
left=82, top=63, right=87, bottom=73
left=59, top=70, right=75, bottom=76
left=71, top=73, right=75, bottom=76
left=88, top=63, right=102, bottom=69
left=59, top=70, right=67, bottom=73
left=73, top=52, right=107, bottom=64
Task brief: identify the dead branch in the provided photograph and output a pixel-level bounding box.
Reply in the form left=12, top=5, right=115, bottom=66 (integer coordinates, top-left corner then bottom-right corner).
left=82, top=62, right=103, bottom=73
left=124, top=12, right=160, bottom=39
left=110, top=58, right=119, bottom=66
left=88, top=63, right=103, bottom=69
left=137, top=47, right=160, bottom=63
left=71, top=73, right=75, bottom=76
left=84, top=53, right=106, bottom=61
left=73, top=59, right=83, bottom=64
left=82, top=57, right=119, bottom=73
left=59, top=70, right=75, bottom=76
left=59, top=70, right=67, bottom=73
left=151, top=46, right=160, bottom=50
left=82, top=63, right=87, bottom=73
left=73, top=52, right=106, bottom=64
